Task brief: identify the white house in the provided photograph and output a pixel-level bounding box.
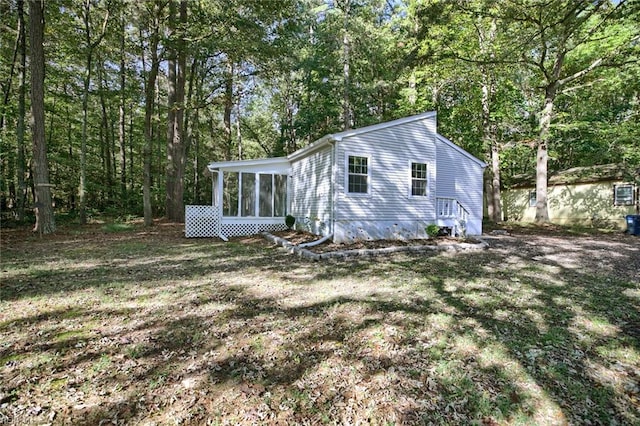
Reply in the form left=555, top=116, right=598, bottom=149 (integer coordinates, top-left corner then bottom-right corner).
left=185, top=111, right=486, bottom=242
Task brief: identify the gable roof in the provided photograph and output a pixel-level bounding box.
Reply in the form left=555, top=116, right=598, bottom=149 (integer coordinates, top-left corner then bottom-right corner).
left=288, top=111, right=437, bottom=162
left=206, top=111, right=486, bottom=171
left=436, top=134, right=487, bottom=168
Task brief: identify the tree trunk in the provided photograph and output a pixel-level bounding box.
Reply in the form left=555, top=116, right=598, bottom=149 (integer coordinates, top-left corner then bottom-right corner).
left=118, top=11, right=127, bottom=209
left=141, top=2, right=161, bottom=227
left=478, top=17, right=502, bottom=223
left=165, top=0, right=187, bottom=222
left=97, top=63, right=113, bottom=205
left=341, top=0, right=351, bottom=129
left=223, top=61, right=233, bottom=161
left=16, top=0, right=27, bottom=221
left=191, top=60, right=202, bottom=204
left=490, top=143, right=502, bottom=221
left=535, top=84, right=557, bottom=224
left=29, top=0, right=55, bottom=234
left=78, top=0, right=109, bottom=223
left=79, top=8, right=91, bottom=224
left=236, top=101, right=242, bottom=160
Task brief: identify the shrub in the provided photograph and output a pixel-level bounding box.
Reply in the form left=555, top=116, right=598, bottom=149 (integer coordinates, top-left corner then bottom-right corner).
left=426, top=223, right=440, bottom=238
left=285, top=215, right=296, bottom=229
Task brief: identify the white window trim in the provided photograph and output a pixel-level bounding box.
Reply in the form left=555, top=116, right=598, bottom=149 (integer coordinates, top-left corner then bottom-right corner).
left=408, top=160, right=429, bottom=198
left=345, top=153, right=371, bottom=196
left=529, top=190, right=537, bottom=207
left=614, top=183, right=635, bottom=206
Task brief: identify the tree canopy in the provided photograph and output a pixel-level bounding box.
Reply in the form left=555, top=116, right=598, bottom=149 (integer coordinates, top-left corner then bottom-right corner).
left=0, top=0, right=638, bottom=229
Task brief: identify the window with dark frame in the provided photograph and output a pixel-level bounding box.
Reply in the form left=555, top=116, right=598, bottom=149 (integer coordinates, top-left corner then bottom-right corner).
left=529, top=190, right=537, bottom=207
left=411, top=162, right=427, bottom=196
left=348, top=155, right=368, bottom=194
left=614, top=184, right=635, bottom=206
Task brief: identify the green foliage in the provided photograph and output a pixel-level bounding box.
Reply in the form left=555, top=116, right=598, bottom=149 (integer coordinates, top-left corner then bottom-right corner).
left=285, top=214, right=295, bottom=229
left=0, top=0, right=637, bottom=222
left=426, top=223, right=440, bottom=238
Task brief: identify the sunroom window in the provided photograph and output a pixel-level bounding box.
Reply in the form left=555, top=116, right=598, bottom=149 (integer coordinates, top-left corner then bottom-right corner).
left=259, top=174, right=273, bottom=217
left=222, top=171, right=287, bottom=217
left=274, top=175, right=287, bottom=217
left=223, top=172, right=239, bottom=216
left=241, top=173, right=256, bottom=217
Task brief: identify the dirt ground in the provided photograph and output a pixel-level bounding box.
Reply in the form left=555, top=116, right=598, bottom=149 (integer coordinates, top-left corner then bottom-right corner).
left=1, top=222, right=639, bottom=425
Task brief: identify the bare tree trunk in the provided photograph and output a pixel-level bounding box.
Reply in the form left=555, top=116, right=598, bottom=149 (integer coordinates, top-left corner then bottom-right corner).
left=0, top=0, right=21, bottom=133
left=78, top=0, right=109, bottom=224
left=29, top=0, right=55, bottom=234
left=480, top=81, right=502, bottom=223
left=236, top=100, right=242, bottom=160
left=340, top=0, right=351, bottom=129
left=223, top=61, right=233, bottom=161
left=478, top=17, right=502, bottom=223
left=165, top=0, right=187, bottom=222
left=118, top=10, right=127, bottom=209
left=79, top=3, right=92, bottom=224
left=141, top=1, right=161, bottom=226
left=490, top=143, right=501, bottom=221
left=97, top=63, right=113, bottom=205
left=535, top=85, right=556, bottom=223
left=16, top=0, right=27, bottom=221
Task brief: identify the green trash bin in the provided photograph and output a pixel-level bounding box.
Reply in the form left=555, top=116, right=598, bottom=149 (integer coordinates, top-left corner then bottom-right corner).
left=625, top=215, right=640, bottom=236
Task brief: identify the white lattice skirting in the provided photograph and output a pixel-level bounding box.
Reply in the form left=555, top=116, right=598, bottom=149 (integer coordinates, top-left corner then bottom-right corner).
left=185, top=205, right=288, bottom=238
left=185, top=205, right=219, bottom=238
left=221, top=223, right=288, bottom=237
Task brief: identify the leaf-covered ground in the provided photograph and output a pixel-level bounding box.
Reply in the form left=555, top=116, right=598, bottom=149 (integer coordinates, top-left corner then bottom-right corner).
left=1, top=223, right=639, bottom=425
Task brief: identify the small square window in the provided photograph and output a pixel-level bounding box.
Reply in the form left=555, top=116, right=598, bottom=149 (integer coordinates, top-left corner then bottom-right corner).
left=614, top=184, right=635, bottom=206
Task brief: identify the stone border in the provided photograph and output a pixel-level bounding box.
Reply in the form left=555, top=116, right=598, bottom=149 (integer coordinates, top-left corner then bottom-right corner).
left=261, top=232, right=489, bottom=261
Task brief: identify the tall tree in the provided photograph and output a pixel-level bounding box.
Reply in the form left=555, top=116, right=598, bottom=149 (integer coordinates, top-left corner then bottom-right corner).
left=501, top=0, right=639, bottom=223
left=165, top=0, right=188, bottom=222
left=16, top=0, right=27, bottom=221
left=29, top=0, right=55, bottom=234
left=118, top=7, right=127, bottom=208
left=78, top=0, right=110, bottom=224
left=141, top=0, right=162, bottom=226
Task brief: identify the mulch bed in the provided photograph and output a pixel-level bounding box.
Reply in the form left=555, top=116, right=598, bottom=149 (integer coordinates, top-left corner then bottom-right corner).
left=269, top=229, right=480, bottom=254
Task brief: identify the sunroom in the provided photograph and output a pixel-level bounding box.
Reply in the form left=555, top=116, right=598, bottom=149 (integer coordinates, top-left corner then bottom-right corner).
left=185, top=157, right=291, bottom=239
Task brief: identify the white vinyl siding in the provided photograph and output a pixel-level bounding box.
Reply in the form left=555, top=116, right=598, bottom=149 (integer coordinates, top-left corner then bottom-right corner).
left=335, top=118, right=437, bottom=221
left=290, top=145, right=333, bottom=235
left=435, top=135, right=484, bottom=227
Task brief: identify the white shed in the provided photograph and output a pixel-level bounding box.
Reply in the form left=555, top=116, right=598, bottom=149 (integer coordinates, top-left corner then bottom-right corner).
left=185, top=111, right=486, bottom=242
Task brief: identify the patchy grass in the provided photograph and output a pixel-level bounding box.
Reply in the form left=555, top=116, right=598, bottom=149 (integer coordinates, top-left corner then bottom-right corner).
left=1, top=224, right=639, bottom=425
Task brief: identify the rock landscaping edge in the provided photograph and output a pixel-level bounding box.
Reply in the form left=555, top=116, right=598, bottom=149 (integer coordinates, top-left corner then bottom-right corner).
left=261, top=232, right=489, bottom=261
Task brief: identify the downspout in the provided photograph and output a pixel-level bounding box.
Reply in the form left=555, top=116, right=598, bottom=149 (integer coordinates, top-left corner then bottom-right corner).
left=216, top=169, right=229, bottom=241
left=330, top=139, right=337, bottom=239
left=298, top=233, right=333, bottom=248
left=300, top=142, right=336, bottom=247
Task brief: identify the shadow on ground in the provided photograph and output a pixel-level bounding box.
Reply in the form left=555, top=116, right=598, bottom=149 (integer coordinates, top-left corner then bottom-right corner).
left=1, top=225, right=638, bottom=424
